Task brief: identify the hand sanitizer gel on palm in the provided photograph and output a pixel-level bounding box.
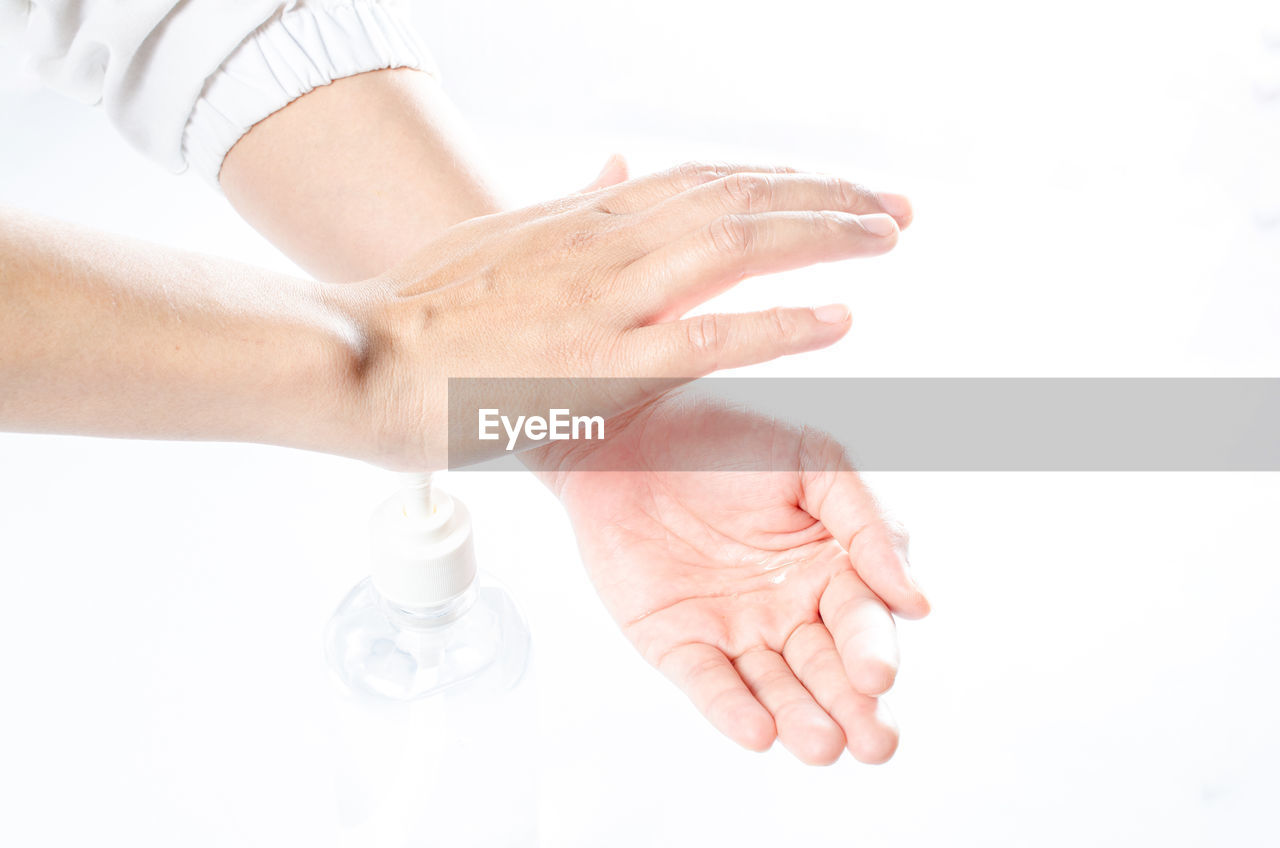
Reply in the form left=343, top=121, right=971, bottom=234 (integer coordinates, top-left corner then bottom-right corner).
left=325, top=475, right=535, bottom=846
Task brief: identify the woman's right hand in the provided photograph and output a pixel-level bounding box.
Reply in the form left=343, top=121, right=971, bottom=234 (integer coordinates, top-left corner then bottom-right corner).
left=330, top=161, right=913, bottom=470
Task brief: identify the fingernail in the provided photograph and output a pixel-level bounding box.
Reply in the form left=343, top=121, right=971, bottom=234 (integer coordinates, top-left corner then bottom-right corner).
left=858, top=213, right=899, bottom=237
left=875, top=192, right=913, bottom=220
left=813, top=304, right=851, bottom=324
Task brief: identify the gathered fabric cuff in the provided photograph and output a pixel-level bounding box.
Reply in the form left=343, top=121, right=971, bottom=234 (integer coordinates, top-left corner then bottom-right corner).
left=184, top=1, right=435, bottom=187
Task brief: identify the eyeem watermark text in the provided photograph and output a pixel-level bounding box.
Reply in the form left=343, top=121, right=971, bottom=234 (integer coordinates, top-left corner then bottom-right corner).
left=478, top=408, right=605, bottom=451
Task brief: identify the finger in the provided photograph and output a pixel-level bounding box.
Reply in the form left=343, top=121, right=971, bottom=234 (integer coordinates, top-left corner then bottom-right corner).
left=636, top=172, right=912, bottom=247
left=657, top=642, right=776, bottom=752
left=819, top=570, right=901, bottom=697
left=492, top=161, right=795, bottom=229
left=783, top=621, right=900, bottom=764
left=734, top=648, right=846, bottom=765
left=579, top=154, right=630, bottom=193
left=596, top=161, right=799, bottom=214
left=804, top=464, right=930, bottom=619
left=625, top=211, right=899, bottom=320
left=625, top=304, right=853, bottom=378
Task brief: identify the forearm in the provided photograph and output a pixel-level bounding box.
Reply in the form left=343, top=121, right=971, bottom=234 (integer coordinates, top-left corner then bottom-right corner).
left=220, top=69, right=505, bottom=282
left=217, top=68, right=586, bottom=476
left=2, top=70, right=504, bottom=463
left=0, top=208, right=365, bottom=455
left=213, top=70, right=894, bottom=477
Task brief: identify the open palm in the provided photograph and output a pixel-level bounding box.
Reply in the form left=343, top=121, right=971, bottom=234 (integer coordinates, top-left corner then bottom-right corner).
left=530, top=393, right=930, bottom=764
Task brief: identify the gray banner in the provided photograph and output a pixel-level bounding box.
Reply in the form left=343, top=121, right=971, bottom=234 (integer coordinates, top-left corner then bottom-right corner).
left=447, top=378, right=1280, bottom=471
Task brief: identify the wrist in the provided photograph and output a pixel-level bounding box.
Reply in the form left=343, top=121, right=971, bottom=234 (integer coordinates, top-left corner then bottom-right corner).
left=230, top=274, right=376, bottom=462
left=317, top=279, right=446, bottom=471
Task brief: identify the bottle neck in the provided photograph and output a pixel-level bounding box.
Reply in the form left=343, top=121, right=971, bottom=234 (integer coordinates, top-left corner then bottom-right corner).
left=378, top=579, right=479, bottom=630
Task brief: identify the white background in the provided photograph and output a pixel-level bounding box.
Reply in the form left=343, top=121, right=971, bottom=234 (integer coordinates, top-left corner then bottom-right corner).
left=2, top=1, right=1279, bottom=845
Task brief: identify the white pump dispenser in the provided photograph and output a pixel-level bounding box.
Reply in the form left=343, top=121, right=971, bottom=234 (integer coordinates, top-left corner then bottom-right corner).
left=369, top=473, right=477, bottom=610
left=325, top=472, right=531, bottom=702
left=323, top=473, right=537, bottom=845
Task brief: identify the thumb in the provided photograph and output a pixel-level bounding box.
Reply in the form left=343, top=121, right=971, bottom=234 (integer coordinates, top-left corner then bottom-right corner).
left=579, top=153, right=629, bottom=193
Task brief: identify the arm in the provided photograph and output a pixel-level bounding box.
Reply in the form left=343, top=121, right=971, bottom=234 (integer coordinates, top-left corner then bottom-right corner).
left=1, top=171, right=891, bottom=469
left=9, top=1, right=924, bottom=764
left=217, top=68, right=911, bottom=279
left=214, top=68, right=925, bottom=767
left=220, top=69, right=505, bottom=282
left=0, top=207, right=364, bottom=456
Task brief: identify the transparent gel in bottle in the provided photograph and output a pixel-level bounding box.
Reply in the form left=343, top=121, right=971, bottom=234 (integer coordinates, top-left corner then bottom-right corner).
left=325, top=475, right=535, bottom=846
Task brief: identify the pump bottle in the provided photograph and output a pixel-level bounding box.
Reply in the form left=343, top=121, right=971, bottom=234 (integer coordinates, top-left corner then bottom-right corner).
left=325, top=474, right=535, bottom=846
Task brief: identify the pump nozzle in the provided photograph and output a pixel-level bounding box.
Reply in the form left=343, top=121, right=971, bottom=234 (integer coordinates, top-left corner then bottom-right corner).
left=371, top=474, right=477, bottom=609
left=399, top=472, right=436, bottom=522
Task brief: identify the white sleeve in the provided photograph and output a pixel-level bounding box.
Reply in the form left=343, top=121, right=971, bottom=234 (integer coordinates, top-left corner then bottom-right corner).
left=0, top=1, right=434, bottom=184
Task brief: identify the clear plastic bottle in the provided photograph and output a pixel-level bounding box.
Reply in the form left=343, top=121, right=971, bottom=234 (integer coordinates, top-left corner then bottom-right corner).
left=325, top=476, right=536, bottom=846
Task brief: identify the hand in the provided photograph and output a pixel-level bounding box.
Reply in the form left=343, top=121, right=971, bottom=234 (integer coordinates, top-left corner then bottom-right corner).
left=329, top=161, right=913, bottom=469
left=528, top=393, right=930, bottom=765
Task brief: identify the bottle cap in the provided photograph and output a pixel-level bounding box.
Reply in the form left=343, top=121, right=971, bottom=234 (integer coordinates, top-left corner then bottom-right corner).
left=369, top=477, right=477, bottom=608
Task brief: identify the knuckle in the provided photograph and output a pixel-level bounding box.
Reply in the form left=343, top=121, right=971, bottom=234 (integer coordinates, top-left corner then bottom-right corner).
left=808, top=209, right=852, bottom=241
left=686, top=653, right=723, bottom=680
left=774, top=695, right=816, bottom=723
left=795, top=423, right=848, bottom=471
left=556, top=270, right=614, bottom=311
left=687, top=313, right=726, bottom=360
left=561, top=227, right=600, bottom=255
left=673, top=160, right=735, bottom=189
left=528, top=196, right=585, bottom=219
left=674, top=160, right=705, bottom=180
left=475, top=264, right=505, bottom=295
left=674, top=160, right=715, bottom=186
left=554, top=209, right=620, bottom=258
left=559, top=284, right=599, bottom=311
left=702, top=684, right=740, bottom=724
left=552, top=214, right=635, bottom=271
left=708, top=214, right=752, bottom=257
left=757, top=665, right=794, bottom=690
left=830, top=177, right=869, bottom=210
left=723, top=172, right=772, bottom=212
left=815, top=209, right=850, bottom=232
left=765, top=307, right=794, bottom=339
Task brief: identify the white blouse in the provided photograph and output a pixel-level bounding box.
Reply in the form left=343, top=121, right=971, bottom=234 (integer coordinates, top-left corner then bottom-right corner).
left=0, top=1, right=434, bottom=184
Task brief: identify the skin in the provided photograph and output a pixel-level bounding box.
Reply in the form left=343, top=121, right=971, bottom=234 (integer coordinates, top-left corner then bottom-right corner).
left=332, top=160, right=907, bottom=468
left=0, top=157, right=899, bottom=468
left=0, top=208, right=362, bottom=454
left=218, top=69, right=930, bottom=762
left=530, top=395, right=929, bottom=764
left=220, top=69, right=506, bottom=284
left=0, top=69, right=929, bottom=763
